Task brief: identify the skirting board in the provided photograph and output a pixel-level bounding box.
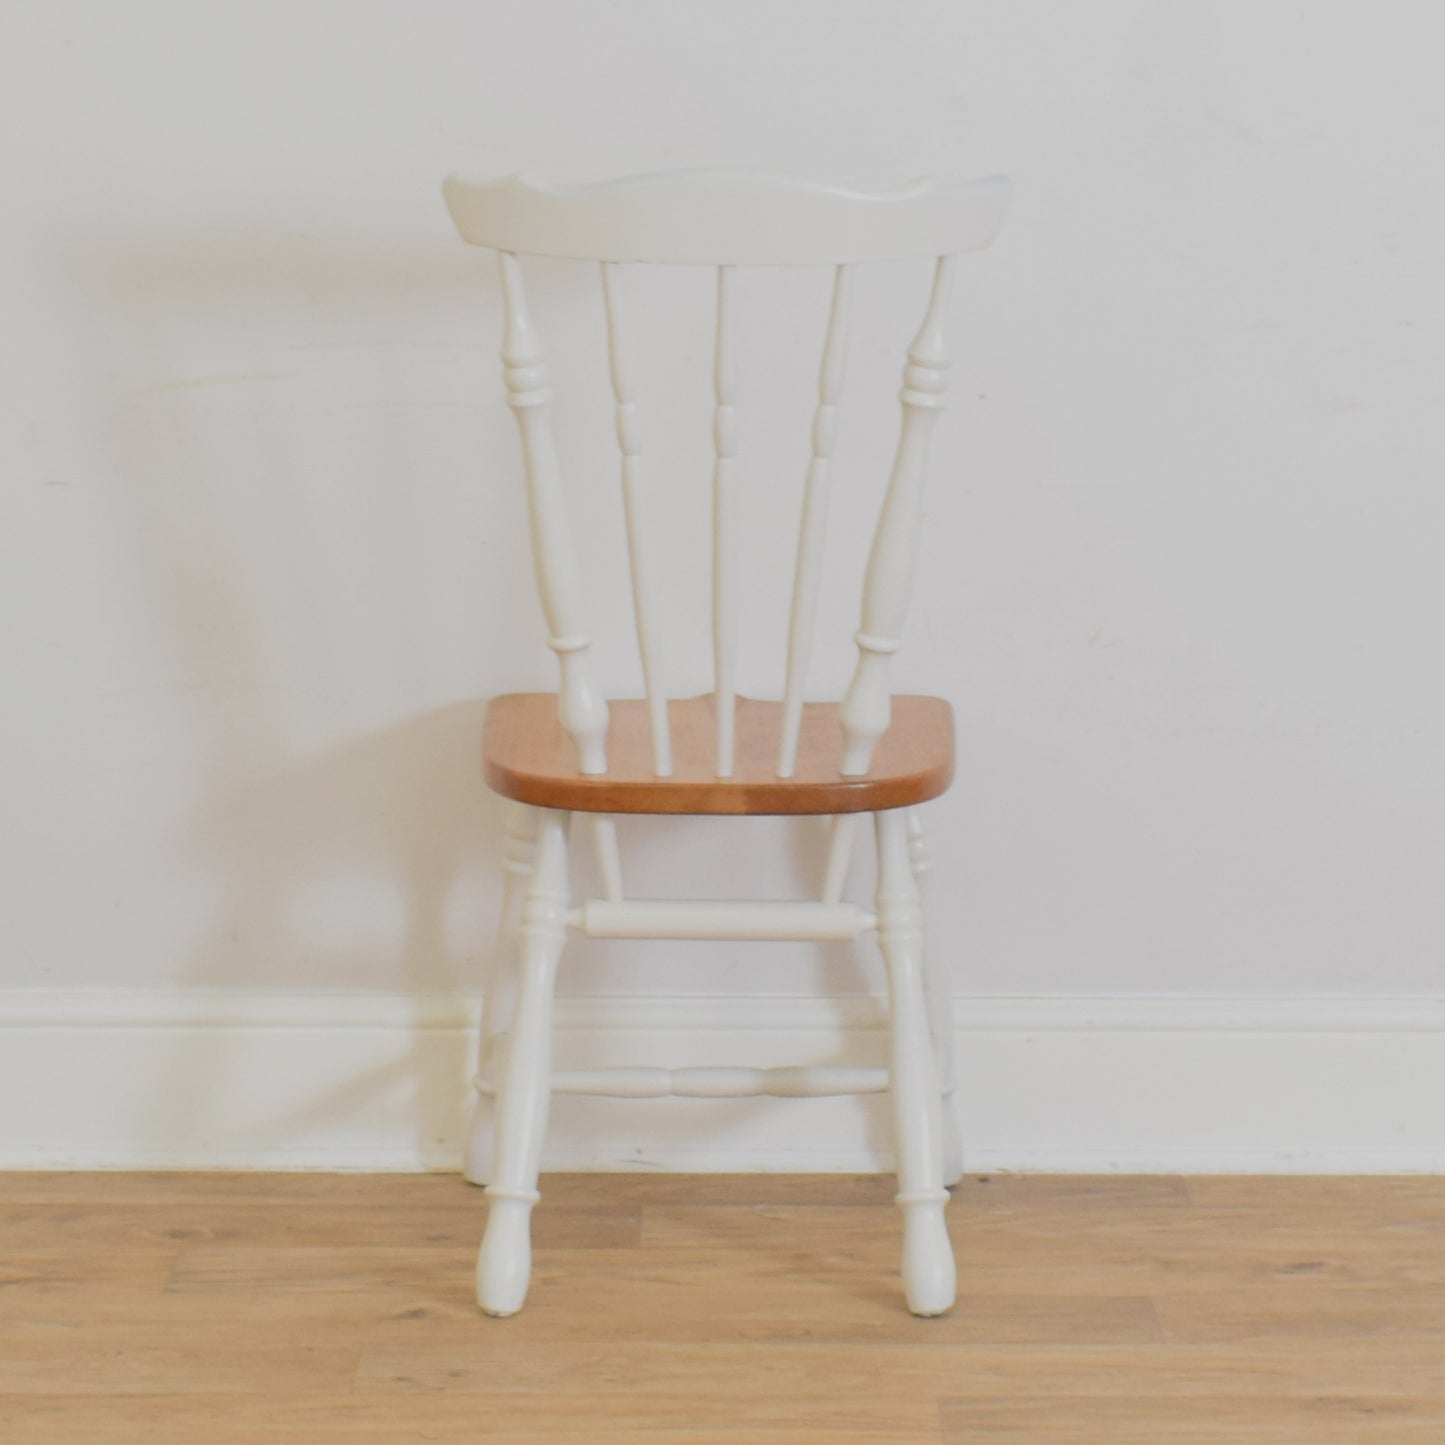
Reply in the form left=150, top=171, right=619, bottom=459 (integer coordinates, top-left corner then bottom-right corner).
left=2, top=991, right=1444, bottom=1173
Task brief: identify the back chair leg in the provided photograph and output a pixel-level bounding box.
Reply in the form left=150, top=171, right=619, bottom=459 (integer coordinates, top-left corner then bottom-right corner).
left=466, top=803, right=539, bottom=1186
left=875, top=808, right=957, bottom=1317
left=476, top=809, right=570, bottom=1317
left=907, top=809, right=964, bottom=1187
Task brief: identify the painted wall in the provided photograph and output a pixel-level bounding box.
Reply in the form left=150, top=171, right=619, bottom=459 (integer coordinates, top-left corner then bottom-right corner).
left=4, top=0, right=1442, bottom=1015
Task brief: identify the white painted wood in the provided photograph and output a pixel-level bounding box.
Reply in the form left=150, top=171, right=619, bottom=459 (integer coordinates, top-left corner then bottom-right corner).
left=600, top=262, right=672, bottom=776
left=839, top=257, right=956, bottom=776
left=907, top=809, right=963, bottom=1186
left=905, top=808, right=931, bottom=890
left=465, top=802, right=537, bottom=1186
left=12, top=988, right=1445, bottom=1174
left=451, top=174, right=1004, bottom=796
left=820, top=813, right=860, bottom=905
left=589, top=814, right=624, bottom=903
left=444, top=170, right=1011, bottom=265
left=477, top=809, right=570, bottom=1317
left=445, top=171, right=1012, bottom=1315
left=711, top=265, right=739, bottom=778
left=874, top=808, right=955, bottom=1316
left=477, top=1065, right=889, bottom=1099
left=573, top=898, right=875, bottom=942
left=497, top=253, right=609, bottom=775
left=778, top=264, right=853, bottom=778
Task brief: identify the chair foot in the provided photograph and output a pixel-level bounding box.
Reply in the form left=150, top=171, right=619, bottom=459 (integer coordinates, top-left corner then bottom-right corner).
left=476, top=1193, right=536, bottom=1316
left=900, top=1194, right=956, bottom=1317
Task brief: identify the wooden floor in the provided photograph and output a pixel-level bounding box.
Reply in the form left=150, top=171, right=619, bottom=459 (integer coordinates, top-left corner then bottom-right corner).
left=2, top=1173, right=1444, bottom=1442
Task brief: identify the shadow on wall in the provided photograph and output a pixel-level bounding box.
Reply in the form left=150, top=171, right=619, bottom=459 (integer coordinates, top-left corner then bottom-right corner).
left=50, top=222, right=522, bottom=1166
left=45, top=219, right=889, bottom=1167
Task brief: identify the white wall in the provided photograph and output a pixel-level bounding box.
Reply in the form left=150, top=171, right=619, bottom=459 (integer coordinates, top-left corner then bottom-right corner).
left=3, top=1, right=1444, bottom=1165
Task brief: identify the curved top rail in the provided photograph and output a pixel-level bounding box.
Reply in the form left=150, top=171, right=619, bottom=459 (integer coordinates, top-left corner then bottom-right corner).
left=442, top=169, right=1011, bottom=265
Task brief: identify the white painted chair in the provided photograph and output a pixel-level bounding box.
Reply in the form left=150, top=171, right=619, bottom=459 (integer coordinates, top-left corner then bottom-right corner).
left=442, top=169, right=1010, bottom=1317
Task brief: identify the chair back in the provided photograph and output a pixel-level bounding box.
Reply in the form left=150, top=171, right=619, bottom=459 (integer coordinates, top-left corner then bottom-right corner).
left=443, top=169, right=1011, bottom=779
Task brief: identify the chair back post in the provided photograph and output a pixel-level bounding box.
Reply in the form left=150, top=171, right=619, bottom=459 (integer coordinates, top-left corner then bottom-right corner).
left=838, top=254, right=955, bottom=776
left=497, top=250, right=609, bottom=775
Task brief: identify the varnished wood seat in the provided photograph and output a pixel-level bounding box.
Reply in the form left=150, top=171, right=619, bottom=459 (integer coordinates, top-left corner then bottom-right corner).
left=483, top=692, right=955, bottom=815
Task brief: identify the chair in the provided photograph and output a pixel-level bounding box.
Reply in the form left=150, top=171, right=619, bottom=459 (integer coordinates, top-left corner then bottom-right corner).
left=442, top=169, right=1011, bottom=1317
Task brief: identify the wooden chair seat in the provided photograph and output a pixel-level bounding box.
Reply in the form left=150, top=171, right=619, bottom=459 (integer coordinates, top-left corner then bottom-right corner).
left=483, top=692, right=954, bottom=815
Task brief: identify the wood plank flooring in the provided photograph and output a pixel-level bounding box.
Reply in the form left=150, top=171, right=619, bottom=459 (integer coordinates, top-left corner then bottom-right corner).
left=1, top=1172, right=1443, bottom=1441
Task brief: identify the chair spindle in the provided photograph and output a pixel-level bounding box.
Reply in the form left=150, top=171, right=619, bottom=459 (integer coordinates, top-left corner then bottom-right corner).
left=712, top=264, right=739, bottom=777
left=497, top=251, right=609, bottom=775
left=778, top=263, right=853, bottom=778
left=838, top=255, right=956, bottom=776
left=601, top=262, right=672, bottom=776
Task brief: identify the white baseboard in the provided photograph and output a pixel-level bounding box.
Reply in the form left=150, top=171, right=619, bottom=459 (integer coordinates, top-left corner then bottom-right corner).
left=2, top=990, right=1444, bottom=1173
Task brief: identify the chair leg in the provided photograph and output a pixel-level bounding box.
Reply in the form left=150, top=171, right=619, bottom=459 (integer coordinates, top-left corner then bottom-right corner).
left=476, top=808, right=570, bottom=1317
left=466, top=803, right=539, bottom=1187
left=875, top=808, right=956, bottom=1317
left=907, top=809, right=964, bottom=1187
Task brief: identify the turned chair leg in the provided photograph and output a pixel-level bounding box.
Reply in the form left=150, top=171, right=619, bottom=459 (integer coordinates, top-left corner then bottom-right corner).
left=907, top=809, right=964, bottom=1187
left=875, top=808, right=956, bottom=1317
left=476, top=809, right=570, bottom=1317
left=466, top=803, right=538, bottom=1187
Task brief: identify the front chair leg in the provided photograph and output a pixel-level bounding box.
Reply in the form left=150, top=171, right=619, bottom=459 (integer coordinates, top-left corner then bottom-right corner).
left=875, top=808, right=956, bottom=1317
left=466, top=803, right=539, bottom=1187
left=476, top=809, right=570, bottom=1317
